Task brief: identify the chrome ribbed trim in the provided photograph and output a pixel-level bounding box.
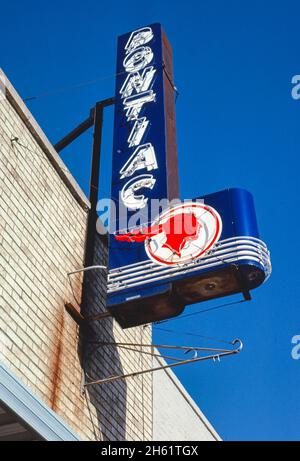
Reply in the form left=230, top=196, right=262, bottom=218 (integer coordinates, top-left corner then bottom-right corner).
left=108, top=236, right=271, bottom=294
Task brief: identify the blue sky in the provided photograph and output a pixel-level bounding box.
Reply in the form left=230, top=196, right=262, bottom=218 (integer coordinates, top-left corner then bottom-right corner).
left=1, top=0, right=300, bottom=441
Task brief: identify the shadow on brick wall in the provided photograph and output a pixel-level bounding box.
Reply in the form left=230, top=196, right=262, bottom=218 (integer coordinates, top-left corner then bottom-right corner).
left=79, top=235, right=127, bottom=441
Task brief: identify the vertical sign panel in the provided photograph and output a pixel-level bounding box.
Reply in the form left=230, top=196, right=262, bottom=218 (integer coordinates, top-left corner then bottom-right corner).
left=108, top=24, right=180, bottom=322
left=106, top=24, right=271, bottom=329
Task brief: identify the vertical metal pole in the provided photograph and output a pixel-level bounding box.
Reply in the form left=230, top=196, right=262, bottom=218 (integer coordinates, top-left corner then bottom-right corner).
left=80, top=103, right=104, bottom=391
left=84, top=102, right=104, bottom=268
left=59, top=97, right=115, bottom=391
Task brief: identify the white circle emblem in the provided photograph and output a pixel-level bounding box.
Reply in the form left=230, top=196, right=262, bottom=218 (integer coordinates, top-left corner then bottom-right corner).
left=145, top=202, right=222, bottom=266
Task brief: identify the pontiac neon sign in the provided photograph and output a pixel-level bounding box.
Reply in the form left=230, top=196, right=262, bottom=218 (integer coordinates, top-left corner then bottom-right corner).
left=108, top=24, right=271, bottom=329
left=119, top=27, right=159, bottom=211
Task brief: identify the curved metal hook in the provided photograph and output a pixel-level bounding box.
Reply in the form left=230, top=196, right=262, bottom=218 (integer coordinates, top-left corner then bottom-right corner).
left=184, top=348, right=198, bottom=359
left=231, top=338, right=243, bottom=353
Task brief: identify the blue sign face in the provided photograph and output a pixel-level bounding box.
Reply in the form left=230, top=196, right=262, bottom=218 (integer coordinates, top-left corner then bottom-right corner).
left=108, top=24, right=271, bottom=329
left=109, top=23, right=180, bottom=318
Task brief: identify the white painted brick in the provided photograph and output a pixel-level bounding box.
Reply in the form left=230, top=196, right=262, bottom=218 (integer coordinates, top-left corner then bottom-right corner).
left=0, top=75, right=153, bottom=441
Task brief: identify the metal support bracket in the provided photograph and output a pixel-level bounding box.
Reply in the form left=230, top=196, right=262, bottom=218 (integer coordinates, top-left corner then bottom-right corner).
left=81, top=339, right=243, bottom=388
left=54, top=97, right=115, bottom=153
left=65, top=265, right=112, bottom=324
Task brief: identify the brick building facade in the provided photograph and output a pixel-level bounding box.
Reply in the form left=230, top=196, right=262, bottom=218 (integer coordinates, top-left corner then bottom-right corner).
left=0, top=69, right=219, bottom=441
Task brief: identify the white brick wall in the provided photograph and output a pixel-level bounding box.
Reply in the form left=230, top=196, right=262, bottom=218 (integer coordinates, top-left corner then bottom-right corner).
left=0, top=70, right=152, bottom=441
left=153, top=352, right=220, bottom=441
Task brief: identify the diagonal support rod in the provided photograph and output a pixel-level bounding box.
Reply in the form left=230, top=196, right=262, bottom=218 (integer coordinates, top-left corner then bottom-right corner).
left=54, top=109, right=95, bottom=153
left=83, top=339, right=243, bottom=387
left=54, top=97, right=115, bottom=153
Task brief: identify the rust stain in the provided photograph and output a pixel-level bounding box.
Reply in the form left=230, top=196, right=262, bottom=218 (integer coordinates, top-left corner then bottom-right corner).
left=49, top=309, right=65, bottom=411
left=48, top=273, right=84, bottom=414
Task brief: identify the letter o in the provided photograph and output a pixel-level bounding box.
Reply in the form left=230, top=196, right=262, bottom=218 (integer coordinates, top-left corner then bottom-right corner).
left=123, top=47, right=154, bottom=73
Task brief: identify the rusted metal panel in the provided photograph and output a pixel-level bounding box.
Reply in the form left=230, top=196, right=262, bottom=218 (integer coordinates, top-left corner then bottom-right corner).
left=162, top=29, right=179, bottom=201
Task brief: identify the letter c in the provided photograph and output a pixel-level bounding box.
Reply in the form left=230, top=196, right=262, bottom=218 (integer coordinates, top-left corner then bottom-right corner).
left=121, top=174, right=156, bottom=210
